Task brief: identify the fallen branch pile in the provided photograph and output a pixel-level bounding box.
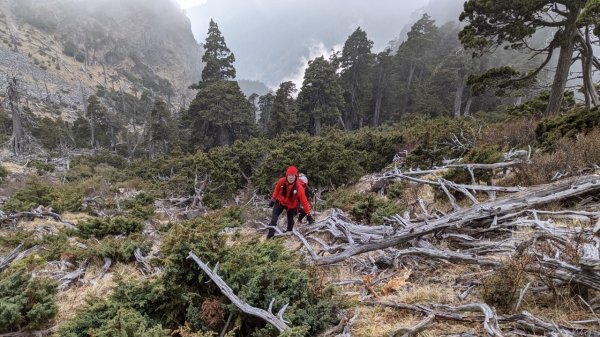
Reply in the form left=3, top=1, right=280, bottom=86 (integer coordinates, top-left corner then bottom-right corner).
left=289, top=166, right=600, bottom=335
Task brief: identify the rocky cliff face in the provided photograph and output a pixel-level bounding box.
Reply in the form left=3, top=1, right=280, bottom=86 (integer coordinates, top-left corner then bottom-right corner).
left=0, top=0, right=202, bottom=118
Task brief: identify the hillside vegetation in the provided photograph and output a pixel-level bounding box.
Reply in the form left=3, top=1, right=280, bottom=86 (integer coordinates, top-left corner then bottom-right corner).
left=2, top=1, right=600, bottom=336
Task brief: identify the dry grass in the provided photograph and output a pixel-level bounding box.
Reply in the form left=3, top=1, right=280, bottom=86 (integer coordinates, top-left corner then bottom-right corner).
left=352, top=306, right=419, bottom=336
left=61, top=212, right=92, bottom=224
left=511, top=128, right=600, bottom=186
left=1, top=161, right=29, bottom=175
left=54, top=262, right=141, bottom=325
left=479, top=118, right=539, bottom=149
left=394, top=283, right=457, bottom=305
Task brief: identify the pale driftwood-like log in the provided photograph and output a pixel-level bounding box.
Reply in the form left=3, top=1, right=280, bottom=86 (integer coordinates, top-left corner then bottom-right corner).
left=580, top=243, right=600, bottom=271
left=304, top=175, right=600, bottom=265
left=0, top=210, right=76, bottom=229
left=0, top=244, right=24, bottom=271
left=0, top=326, right=57, bottom=337
left=387, top=160, right=524, bottom=177
left=512, top=282, right=531, bottom=314
left=219, top=312, right=234, bottom=337
left=367, top=301, right=503, bottom=336
left=0, top=244, right=40, bottom=271
left=59, top=260, right=88, bottom=291
left=535, top=256, right=600, bottom=291
left=390, top=313, right=435, bottom=337
left=368, top=301, right=599, bottom=336
left=378, top=172, right=523, bottom=194
left=436, top=303, right=503, bottom=337
left=93, top=257, right=112, bottom=281
left=134, top=248, right=154, bottom=275
left=187, top=251, right=290, bottom=332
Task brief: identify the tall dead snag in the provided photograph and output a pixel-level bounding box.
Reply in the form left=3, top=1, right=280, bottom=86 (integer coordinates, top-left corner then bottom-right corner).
left=187, top=251, right=290, bottom=332
left=6, top=77, right=26, bottom=155
left=3, top=77, right=41, bottom=155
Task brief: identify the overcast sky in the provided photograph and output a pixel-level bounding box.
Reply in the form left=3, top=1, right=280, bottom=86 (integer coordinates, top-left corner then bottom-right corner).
left=176, top=0, right=463, bottom=88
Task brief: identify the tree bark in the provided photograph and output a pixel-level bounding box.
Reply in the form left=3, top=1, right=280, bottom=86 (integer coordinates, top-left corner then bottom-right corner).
left=7, top=78, right=25, bottom=156
left=545, top=17, right=577, bottom=115
left=454, top=76, right=465, bottom=118
left=401, top=63, right=416, bottom=116
left=314, top=116, right=322, bottom=136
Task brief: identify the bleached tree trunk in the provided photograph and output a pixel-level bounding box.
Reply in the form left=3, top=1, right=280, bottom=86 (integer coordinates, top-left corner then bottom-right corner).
left=7, top=78, right=26, bottom=156
left=454, top=76, right=465, bottom=118
left=545, top=18, right=577, bottom=115
left=580, top=27, right=599, bottom=109
left=463, top=92, right=473, bottom=116
left=314, top=116, right=321, bottom=136
left=401, top=63, right=416, bottom=116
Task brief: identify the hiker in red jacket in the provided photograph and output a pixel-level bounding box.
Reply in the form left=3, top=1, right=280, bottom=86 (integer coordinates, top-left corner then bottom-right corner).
left=267, top=166, right=314, bottom=238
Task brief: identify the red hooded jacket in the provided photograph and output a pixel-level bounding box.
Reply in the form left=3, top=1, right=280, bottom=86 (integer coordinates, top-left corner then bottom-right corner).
left=272, top=166, right=311, bottom=214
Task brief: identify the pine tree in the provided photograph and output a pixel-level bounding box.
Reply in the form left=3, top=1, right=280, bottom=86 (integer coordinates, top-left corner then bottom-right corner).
left=459, top=0, right=587, bottom=115
left=257, top=92, right=274, bottom=132
left=266, top=81, right=297, bottom=138
left=86, top=95, right=110, bottom=149
left=200, top=19, right=236, bottom=83
left=371, top=49, right=393, bottom=126
left=146, top=98, right=173, bottom=156
left=186, top=20, right=255, bottom=150
left=248, top=93, right=259, bottom=123
left=339, top=27, right=374, bottom=130
left=187, top=81, right=255, bottom=150
left=298, top=56, right=344, bottom=135
left=392, top=14, right=440, bottom=118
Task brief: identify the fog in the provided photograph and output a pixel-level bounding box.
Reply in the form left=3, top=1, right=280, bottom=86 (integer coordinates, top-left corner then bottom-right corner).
left=180, top=0, right=464, bottom=88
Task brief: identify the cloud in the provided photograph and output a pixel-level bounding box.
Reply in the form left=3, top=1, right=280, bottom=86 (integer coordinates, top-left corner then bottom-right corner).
left=176, top=0, right=208, bottom=10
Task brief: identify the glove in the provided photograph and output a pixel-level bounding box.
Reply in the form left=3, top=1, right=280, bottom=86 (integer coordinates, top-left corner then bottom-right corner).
left=306, top=214, right=315, bottom=225
left=268, top=199, right=275, bottom=207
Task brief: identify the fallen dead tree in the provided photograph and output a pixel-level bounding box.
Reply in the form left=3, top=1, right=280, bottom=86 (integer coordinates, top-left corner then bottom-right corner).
left=0, top=209, right=76, bottom=229
left=0, top=244, right=41, bottom=271
left=287, top=165, right=600, bottom=335
left=366, top=301, right=599, bottom=337
left=296, top=174, right=600, bottom=267
left=187, top=251, right=291, bottom=332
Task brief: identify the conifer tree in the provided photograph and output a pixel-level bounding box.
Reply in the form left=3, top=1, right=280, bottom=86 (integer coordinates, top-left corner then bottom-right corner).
left=339, top=27, right=374, bottom=130
left=257, top=92, right=274, bottom=132
left=266, top=81, right=297, bottom=138
left=186, top=20, right=255, bottom=150
left=200, top=19, right=236, bottom=83
left=459, top=0, right=588, bottom=115
left=298, top=56, right=344, bottom=135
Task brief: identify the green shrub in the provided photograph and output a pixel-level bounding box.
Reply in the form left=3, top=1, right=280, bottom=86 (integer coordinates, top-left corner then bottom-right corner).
left=481, top=258, right=528, bottom=312
left=508, top=91, right=574, bottom=117
left=75, top=216, right=143, bottom=239
left=121, top=192, right=155, bottom=220
left=403, top=117, right=482, bottom=169
left=0, top=269, right=58, bottom=332
left=88, top=235, right=149, bottom=262
left=62, top=41, right=77, bottom=57
left=535, top=106, right=600, bottom=149
left=0, top=164, right=7, bottom=183
left=324, top=189, right=404, bottom=225
left=64, top=211, right=338, bottom=337
left=443, top=144, right=505, bottom=184
left=59, top=300, right=167, bottom=337
left=2, top=179, right=82, bottom=214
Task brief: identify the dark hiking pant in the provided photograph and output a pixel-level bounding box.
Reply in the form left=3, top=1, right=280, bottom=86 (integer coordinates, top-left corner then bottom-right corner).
left=267, top=202, right=297, bottom=238
left=298, top=208, right=307, bottom=223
